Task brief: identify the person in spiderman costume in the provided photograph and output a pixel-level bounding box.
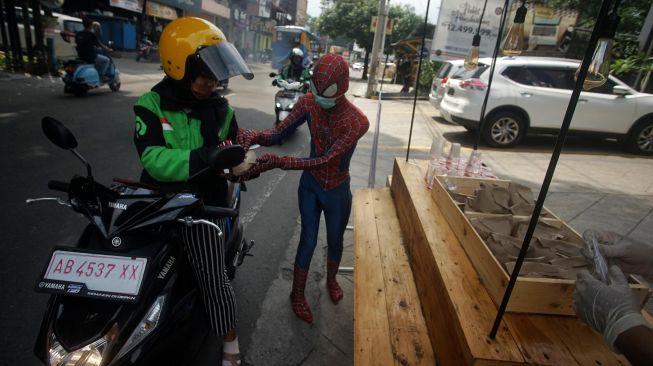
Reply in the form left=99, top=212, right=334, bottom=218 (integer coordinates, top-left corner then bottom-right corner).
left=238, top=53, right=369, bottom=323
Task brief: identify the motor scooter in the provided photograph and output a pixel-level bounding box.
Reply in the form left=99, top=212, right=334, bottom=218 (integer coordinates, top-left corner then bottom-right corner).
left=30, top=117, right=254, bottom=365
left=270, top=72, right=308, bottom=124
left=136, top=38, right=158, bottom=62
left=62, top=51, right=120, bottom=96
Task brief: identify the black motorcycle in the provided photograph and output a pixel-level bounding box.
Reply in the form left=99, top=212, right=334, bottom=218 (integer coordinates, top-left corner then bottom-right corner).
left=30, top=117, right=254, bottom=365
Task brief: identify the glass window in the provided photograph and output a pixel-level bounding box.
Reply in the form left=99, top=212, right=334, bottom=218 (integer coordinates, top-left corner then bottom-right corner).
left=64, top=20, right=84, bottom=32
left=505, top=66, right=574, bottom=89
left=452, top=64, right=488, bottom=79
left=584, top=79, right=618, bottom=95
left=436, top=63, right=452, bottom=78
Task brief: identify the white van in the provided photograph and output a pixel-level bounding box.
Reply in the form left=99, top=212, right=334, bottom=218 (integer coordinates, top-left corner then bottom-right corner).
left=8, top=7, right=84, bottom=62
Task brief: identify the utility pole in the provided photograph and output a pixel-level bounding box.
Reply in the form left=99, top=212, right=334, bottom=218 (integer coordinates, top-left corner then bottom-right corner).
left=365, top=0, right=389, bottom=98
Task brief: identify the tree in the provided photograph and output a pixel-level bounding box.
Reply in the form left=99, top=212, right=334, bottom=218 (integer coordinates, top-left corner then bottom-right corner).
left=317, top=0, right=421, bottom=79
left=548, top=0, right=652, bottom=88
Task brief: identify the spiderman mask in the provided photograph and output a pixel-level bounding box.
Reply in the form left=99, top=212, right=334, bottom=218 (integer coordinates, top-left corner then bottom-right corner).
left=310, top=53, right=349, bottom=109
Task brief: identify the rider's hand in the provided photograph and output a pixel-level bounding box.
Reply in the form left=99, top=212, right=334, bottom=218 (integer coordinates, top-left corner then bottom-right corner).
left=240, top=153, right=286, bottom=180
left=236, top=128, right=259, bottom=152
left=599, top=238, right=653, bottom=278
left=573, top=266, right=648, bottom=352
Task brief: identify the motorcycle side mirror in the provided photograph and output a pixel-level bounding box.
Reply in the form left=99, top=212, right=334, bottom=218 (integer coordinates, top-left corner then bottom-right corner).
left=42, top=116, right=93, bottom=178
left=42, top=116, right=78, bottom=150
left=209, top=145, right=246, bottom=170
left=269, top=72, right=277, bottom=78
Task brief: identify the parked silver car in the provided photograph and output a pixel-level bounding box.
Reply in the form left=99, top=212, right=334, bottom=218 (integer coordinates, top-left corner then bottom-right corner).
left=428, top=59, right=464, bottom=109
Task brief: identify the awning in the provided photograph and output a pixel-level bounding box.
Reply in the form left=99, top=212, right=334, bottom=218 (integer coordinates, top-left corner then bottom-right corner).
left=110, top=0, right=143, bottom=13
left=146, top=1, right=178, bottom=20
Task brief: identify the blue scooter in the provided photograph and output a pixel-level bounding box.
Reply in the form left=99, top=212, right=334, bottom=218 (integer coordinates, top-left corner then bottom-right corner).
left=62, top=53, right=121, bottom=96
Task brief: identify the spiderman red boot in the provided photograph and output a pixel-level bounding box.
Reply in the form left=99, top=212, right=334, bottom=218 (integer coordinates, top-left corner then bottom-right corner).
left=290, top=265, right=313, bottom=323
left=326, top=259, right=343, bottom=304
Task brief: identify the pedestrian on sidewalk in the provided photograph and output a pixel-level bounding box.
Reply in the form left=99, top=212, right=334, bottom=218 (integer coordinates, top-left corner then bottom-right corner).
left=237, top=53, right=370, bottom=323
left=132, top=17, right=253, bottom=366
left=398, top=59, right=413, bottom=93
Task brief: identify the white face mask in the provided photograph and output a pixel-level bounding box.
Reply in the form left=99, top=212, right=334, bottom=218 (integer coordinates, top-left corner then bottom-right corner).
left=310, top=81, right=337, bottom=109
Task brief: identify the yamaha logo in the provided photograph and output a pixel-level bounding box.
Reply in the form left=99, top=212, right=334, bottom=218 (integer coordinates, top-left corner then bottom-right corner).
left=109, top=202, right=128, bottom=210
left=111, top=237, right=122, bottom=247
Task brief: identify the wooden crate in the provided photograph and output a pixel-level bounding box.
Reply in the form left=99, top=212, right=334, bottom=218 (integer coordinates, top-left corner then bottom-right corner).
left=431, top=174, right=651, bottom=316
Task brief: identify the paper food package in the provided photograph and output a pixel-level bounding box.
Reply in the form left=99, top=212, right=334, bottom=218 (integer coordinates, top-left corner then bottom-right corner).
left=232, top=150, right=257, bottom=176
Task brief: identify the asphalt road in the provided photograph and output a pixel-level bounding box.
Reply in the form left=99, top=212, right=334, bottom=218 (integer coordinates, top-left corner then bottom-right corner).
left=0, top=58, right=306, bottom=365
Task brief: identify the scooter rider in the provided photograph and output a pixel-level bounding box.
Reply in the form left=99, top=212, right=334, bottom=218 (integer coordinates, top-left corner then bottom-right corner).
left=133, top=17, right=253, bottom=366
left=75, top=18, right=112, bottom=82
left=275, top=47, right=311, bottom=87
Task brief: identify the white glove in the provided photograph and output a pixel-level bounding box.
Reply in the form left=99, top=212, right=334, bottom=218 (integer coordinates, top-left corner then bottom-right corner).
left=600, top=239, right=653, bottom=278
left=573, top=266, right=648, bottom=352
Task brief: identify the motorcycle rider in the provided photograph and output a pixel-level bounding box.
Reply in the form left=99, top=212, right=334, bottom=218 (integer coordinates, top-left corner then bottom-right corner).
left=75, top=18, right=112, bottom=82
left=275, top=47, right=311, bottom=87
left=133, top=17, right=253, bottom=366
left=238, top=53, right=370, bottom=323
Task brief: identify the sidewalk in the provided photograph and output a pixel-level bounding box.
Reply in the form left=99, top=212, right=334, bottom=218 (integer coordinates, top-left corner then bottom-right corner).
left=244, top=77, right=653, bottom=365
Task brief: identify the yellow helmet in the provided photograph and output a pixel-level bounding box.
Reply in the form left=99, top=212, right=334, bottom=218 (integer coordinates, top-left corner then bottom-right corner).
left=159, top=17, right=253, bottom=81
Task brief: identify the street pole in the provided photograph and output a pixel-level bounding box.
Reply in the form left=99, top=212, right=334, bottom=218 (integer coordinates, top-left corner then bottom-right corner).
left=365, top=0, right=389, bottom=98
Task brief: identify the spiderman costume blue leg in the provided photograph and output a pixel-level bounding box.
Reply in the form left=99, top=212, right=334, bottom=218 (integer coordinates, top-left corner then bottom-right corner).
left=291, top=172, right=351, bottom=322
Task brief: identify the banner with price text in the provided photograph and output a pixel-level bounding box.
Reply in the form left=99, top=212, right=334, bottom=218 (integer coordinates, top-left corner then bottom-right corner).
left=430, top=0, right=504, bottom=61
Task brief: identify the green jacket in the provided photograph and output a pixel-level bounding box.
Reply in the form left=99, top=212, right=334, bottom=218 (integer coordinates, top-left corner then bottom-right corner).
left=278, top=64, right=310, bottom=83
left=133, top=78, right=238, bottom=202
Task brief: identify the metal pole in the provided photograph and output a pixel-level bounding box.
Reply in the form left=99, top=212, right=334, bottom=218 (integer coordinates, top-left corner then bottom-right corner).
left=489, top=0, right=616, bottom=339
left=368, top=53, right=390, bottom=188
left=474, top=0, right=510, bottom=150
left=366, top=0, right=388, bottom=98
left=405, top=0, right=430, bottom=161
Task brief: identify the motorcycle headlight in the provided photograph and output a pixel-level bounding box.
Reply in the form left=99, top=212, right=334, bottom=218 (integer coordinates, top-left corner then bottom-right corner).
left=114, top=295, right=165, bottom=360
left=48, top=323, right=118, bottom=366
left=288, top=104, right=294, bottom=110
left=275, top=102, right=281, bottom=108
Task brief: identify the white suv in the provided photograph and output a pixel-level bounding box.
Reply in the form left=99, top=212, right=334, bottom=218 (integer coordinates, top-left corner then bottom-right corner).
left=439, top=56, right=653, bottom=155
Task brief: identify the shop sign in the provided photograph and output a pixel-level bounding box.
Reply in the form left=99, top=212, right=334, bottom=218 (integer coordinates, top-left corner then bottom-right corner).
left=201, top=0, right=229, bottom=19
left=258, top=0, right=270, bottom=18
left=155, top=0, right=202, bottom=13
left=110, top=0, right=143, bottom=13
left=431, top=0, right=503, bottom=61
left=147, top=1, right=179, bottom=20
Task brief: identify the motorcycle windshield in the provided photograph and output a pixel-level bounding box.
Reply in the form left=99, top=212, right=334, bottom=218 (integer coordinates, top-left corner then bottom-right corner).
left=198, top=42, right=254, bottom=81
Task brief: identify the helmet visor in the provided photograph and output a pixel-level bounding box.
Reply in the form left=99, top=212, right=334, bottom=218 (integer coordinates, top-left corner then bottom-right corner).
left=198, top=42, right=254, bottom=81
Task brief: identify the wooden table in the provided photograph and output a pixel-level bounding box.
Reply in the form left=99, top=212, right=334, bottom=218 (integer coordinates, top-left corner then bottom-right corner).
left=352, top=158, right=633, bottom=365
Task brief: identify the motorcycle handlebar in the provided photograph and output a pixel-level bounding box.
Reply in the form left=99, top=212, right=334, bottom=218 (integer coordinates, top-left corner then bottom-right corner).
left=48, top=180, right=70, bottom=192
left=202, top=205, right=238, bottom=218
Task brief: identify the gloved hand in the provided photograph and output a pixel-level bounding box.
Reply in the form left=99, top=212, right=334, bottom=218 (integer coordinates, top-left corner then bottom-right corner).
left=240, top=153, right=286, bottom=180
left=573, top=266, right=648, bottom=352
left=236, top=128, right=259, bottom=152
left=600, top=239, right=653, bottom=278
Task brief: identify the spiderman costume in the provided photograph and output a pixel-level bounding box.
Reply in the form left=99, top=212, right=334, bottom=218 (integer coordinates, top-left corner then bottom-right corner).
left=238, top=54, right=369, bottom=323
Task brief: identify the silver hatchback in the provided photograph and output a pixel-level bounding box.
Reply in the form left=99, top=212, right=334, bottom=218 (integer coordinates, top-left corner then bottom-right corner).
left=429, top=59, right=464, bottom=109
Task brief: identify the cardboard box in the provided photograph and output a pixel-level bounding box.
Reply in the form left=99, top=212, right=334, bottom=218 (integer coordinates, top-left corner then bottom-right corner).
left=431, top=175, right=651, bottom=316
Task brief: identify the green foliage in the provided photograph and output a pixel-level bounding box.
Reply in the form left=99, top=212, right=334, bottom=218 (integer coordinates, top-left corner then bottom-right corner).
left=417, top=60, right=442, bottom=96
left=317, top=0, right=422, bottom=53
left=386, top=4, right=422, bottom=52
left=610, top=55, right=640, bottom=76
left=318, top=0, right=378, bottom=51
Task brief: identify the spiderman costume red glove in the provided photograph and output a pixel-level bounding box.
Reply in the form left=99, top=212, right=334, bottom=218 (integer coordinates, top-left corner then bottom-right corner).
left=240, top=153, right=289, bottom=180
left=236, top=128, right=260, bottom=152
